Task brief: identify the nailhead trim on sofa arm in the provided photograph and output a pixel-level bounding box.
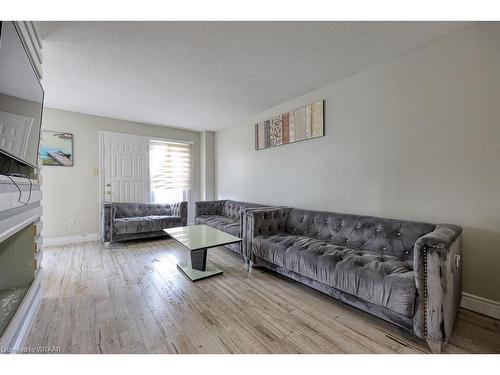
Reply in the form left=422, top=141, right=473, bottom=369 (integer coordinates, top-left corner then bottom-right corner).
left=413, top=224, right=462, bottom=352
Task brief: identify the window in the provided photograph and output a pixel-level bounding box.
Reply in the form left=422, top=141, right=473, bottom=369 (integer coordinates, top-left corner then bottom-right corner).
left=149, top=139, right=193, bottom=205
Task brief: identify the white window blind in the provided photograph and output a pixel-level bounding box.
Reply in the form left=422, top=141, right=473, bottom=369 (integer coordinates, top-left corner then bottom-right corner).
left=149, top=139, right=193, bottom=204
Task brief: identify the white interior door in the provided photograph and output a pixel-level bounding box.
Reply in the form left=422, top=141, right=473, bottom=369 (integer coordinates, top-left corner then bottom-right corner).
left=101, top=132, right=149, bottom=203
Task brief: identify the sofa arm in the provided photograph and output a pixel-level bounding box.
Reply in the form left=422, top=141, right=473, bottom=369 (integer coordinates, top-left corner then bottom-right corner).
left=240, top=206, right=286, bottom=259
left=171, top=201, right=188, bottom=226
left=101, top=202, right=115, bottom=242
left=413, top=224, right=463, bottom=352
left=195, top=200, right=226, bottom=218
left=244, top=207, right=291, bottom=260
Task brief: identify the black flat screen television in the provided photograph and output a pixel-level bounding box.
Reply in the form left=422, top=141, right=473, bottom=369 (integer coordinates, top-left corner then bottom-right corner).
left=0, top=21, right=44, bottom=169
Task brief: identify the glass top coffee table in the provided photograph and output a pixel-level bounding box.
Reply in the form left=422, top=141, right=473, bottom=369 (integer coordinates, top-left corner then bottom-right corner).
left=164, top=224, right=242, bottom=281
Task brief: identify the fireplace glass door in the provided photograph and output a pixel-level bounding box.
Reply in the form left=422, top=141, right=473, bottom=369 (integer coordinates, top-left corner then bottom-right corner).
left=0, top=223, right=35, bottom=338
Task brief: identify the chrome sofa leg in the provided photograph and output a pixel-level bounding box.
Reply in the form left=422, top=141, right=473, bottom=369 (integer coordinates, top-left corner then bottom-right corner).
left=243, top=257, right=252, bottom=271
left=247, top=260, right=255, bottom=273
left=427, top=339, right=443, bottom=354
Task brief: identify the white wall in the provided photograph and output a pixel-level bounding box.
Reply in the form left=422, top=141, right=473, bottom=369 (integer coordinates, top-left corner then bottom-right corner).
left=41, top=108, right=201, bottom=238
left=200, top=131, right=216, bottom=200
left=216, top=23, right=500, bottom=303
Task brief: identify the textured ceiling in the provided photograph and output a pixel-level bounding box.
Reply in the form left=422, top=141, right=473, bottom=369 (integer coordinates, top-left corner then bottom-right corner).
left=36, top=21, right=468, bottom=131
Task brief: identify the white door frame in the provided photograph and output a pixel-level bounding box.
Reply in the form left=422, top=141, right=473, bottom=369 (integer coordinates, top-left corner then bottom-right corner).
left=98, top=130, right=194, bottom=210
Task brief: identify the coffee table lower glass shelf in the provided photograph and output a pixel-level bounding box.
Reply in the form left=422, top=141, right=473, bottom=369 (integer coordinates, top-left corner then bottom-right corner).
left=164, top=224, right=242, bottom=282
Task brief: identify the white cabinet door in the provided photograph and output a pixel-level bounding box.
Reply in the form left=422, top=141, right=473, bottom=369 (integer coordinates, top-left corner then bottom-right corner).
left=101, top=132, right=149, bottom=203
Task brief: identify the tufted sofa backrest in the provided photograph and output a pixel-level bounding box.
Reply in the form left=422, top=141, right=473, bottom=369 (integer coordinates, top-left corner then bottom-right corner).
left=285, top=208, right=436, bottom=258
left=114, top=203, right=172, bottom=218
left=222, top=200, right=267, bottom=221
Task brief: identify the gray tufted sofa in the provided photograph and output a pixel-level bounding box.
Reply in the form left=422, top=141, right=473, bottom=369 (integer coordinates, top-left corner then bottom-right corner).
left=194, top=200, right=274, bottom=258
left=244, top=207, right=462, bottom=353
left=101, top=202, right=188, bottom=243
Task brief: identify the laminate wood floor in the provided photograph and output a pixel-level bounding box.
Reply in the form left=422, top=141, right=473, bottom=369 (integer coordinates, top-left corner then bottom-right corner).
left=25, top=239, right=500, bottom=354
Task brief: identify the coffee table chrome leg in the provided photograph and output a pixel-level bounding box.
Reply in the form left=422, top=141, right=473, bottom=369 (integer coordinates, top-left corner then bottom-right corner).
left=190, top=248, right=207, bottom=271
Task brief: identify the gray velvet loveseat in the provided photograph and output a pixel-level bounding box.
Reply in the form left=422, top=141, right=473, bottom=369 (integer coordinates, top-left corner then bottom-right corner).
left=101, top=202, right=187, bottom=243
left=244, top=207, right=462, bottom=352
left=194, top=200, right=273, bottom=258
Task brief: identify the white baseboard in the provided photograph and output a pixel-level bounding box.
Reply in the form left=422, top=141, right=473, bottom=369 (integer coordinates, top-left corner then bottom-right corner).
left=43, top=233, right=100, bottom=247
left=461, top=292, right=500, bottom=320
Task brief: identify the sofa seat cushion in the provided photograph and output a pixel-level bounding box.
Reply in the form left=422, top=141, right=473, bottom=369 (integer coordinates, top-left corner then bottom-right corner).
left=253, top=233, right=416, bottom=317
left=195, top=215, right=240, bottom=237
left=114, top=215, right=182, bottom=235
